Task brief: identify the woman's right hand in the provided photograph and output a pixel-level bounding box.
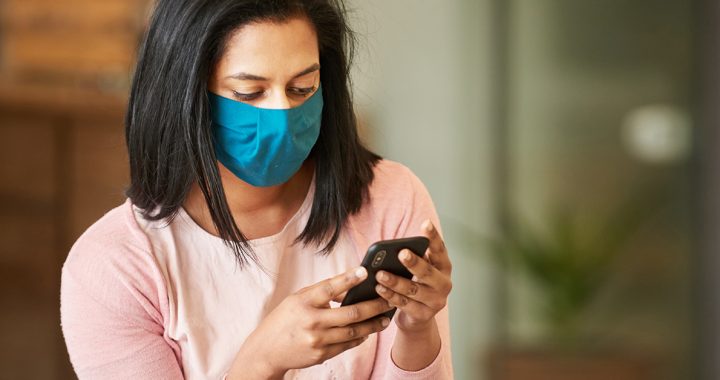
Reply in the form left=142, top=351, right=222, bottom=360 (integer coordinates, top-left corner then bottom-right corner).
left=226, top=267, right=394, bottom=379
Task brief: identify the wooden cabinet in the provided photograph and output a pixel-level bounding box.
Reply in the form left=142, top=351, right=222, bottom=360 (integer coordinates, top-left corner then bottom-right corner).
left=489, top=349, right=660, bottom=380
left=0, top=1, right=149, bottom=378
left=0, top=87, right=131, bottom=380
left=0, top=0, right=149, bottom=90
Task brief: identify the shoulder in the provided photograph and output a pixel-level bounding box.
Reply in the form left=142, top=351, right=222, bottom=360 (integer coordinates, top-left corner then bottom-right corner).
left=368, top=159, right=427, bottom=200
left=64, top=199, right=153, bottom=275
left=61, top=199, right=166, bottom=325
left=349, top=159, right=435, bottom=240
left=61, top=201, right=182, bottom=377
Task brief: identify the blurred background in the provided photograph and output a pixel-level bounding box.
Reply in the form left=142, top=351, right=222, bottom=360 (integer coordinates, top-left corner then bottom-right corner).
left=0, top=0, right=716, bottom=379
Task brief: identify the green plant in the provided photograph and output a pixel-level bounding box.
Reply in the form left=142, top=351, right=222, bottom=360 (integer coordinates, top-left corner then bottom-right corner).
left=491, top=186, right=668, bottom=343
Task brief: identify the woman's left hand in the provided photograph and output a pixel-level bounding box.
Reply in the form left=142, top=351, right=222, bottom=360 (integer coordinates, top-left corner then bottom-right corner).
left=374, top=220, right=453, bottom=333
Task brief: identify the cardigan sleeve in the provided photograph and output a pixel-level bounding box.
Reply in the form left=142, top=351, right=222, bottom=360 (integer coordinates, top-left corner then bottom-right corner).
left=60, top=202, right=184, bottom=380
left=368, top=162, right=454, bottom=380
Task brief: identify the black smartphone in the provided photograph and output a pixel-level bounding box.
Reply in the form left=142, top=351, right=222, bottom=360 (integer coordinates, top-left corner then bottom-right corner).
left=340, top=236, right=429, bottom=319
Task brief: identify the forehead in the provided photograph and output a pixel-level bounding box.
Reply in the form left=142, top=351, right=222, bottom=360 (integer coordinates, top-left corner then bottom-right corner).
left=216, top=17, right=319, bottom=77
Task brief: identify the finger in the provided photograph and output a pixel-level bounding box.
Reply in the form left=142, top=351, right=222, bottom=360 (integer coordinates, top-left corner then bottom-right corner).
left=331, top=290, right=348, bottom=304
left=396, top=250, right=447, bottom=290
left=422, top=220, right=452, bottom=273
left=323, top=316, right=391, bottom=345
left=322, top=335, right=369, bottom=360
left=303, top=267, right=367, bottom=307
left=375, top=270, right=438, bottom=306
left=376, top=285, right=437, bottom=319
left=322, top=297, right=394, bottom=327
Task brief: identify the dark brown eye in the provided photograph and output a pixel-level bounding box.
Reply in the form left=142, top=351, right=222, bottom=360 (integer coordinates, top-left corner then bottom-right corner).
left=288, top=86, right=316, bottom=97
left=232, top=90, right=263, bottom=101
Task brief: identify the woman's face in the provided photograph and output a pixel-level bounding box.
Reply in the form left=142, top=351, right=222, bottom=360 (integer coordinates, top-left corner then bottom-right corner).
left=209, top=16, right=320, bottom=109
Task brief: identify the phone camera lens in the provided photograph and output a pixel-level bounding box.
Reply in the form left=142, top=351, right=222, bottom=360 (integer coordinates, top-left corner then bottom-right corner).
left=372, top=250, right=387, bottom=268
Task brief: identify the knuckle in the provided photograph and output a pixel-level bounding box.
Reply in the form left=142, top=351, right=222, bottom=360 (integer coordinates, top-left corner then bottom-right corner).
left=385, top=293, right=397, bottom=305
left=306, top=333, right=322, bottom=349
left=408, top=283, right=419, bottom=296
left=304, top=316, right=321, bottom=330
left=299, top=314, right=312, bottom=328
left=376, top=298, right=391, bottom=311
left=322, top=282, right=336, bottom=299
left=423, top=266, right=434, bottom=278
left=432, top=299, right=447, bottom=311
left=347, top=305, right=361, bottom=322
left=398, top=295, right=409, bottom=306
left=296, top=293, right=314, bottom=308
left=310, top=348, right=326, bottom=363
left=347, top=326, right=357, bottom=338
left=390, top=293, right=402, bottom=306
left=444, top=280, right=453, bottom=294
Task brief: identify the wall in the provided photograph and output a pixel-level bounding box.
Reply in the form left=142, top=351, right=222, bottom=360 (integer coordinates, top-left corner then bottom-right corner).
left=348, top=1, right=498, bottom=379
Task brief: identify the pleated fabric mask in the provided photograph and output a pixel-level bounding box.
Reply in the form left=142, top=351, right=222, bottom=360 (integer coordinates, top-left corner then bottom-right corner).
left=208, top=85, right=323, bottom=187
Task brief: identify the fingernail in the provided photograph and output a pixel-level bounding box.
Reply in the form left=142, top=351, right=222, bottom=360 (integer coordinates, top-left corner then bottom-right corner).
left=381, top=318, right=390, bottom=327
left=355, top=267, right=367, bottom=279
left=376, top=284, right=387, bottom=293
left=400, top=250, right=410, bottom=261
left=378, top=271, right=388, bottom=281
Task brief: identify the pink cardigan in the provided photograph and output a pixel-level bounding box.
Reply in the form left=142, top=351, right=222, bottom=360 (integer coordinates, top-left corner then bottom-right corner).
left=60, top=160, right=453, bottom=379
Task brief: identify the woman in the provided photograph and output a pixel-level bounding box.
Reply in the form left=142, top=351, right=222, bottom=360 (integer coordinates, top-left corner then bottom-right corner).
left=60, top=0, right=453, bottom=379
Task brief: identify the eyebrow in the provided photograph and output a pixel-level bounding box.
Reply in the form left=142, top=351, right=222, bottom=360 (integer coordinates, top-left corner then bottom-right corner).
left=226, top=63, right=320, bottom=81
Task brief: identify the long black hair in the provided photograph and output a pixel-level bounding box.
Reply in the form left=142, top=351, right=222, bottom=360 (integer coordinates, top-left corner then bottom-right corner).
left=125, top=0, right=380, bottom=267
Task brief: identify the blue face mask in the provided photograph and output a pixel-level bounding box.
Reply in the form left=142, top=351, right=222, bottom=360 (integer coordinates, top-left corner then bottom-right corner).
left=208, top=86, right=323, bottom=187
